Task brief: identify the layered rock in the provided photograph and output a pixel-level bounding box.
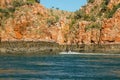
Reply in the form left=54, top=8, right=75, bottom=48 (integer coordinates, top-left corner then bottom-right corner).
left=108, top=0, right=120, bottom=9
left=85, top=0, right=102, bottom=14
left=1, top=0, right=120, bottom=45
left=100, top=9, right=120, bottom=43
left=1, top=3, right=48, bottom=41
left=0, top=0, right=12, bottom=8
left=72, top=0, right=120, bottom=44
left=0, top=1, right=70, bottom=44
left=74, top=21, right=100, bottom=44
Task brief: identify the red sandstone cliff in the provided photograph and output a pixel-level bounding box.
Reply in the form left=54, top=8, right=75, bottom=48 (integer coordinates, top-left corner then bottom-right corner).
left=0, top=0, right=120, bottom=45
left=0, top=0, right=70, bottom=44
left=70, top=0, right=120, bottom=44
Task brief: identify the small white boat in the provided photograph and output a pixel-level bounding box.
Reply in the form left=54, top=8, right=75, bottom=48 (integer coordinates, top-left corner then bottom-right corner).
left=59, top=51, right=81, bottom=54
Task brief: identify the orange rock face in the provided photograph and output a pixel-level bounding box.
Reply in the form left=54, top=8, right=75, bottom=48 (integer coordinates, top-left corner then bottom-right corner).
left=100, top=9, right=120, bottom=43
left=77, top=21, right=90, bottom=44
left=14, top=31, right=22, bottom=39
left=1, top=0, right=120, bottom=45
left=115, top=35, right=120, bottom=43
left=85, top=0, right=102, bottom=14
left=75, top=21, right=100, bottom=44
left=0, top=0, right=11, bottom=8
left=108, top=0, right=120, bottom=9
left=91, top=29, right=100, bottom=44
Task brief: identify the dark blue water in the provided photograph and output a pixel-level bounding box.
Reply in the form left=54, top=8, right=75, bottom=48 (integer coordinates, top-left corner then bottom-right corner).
left=0, top=53, right=120, bottom=80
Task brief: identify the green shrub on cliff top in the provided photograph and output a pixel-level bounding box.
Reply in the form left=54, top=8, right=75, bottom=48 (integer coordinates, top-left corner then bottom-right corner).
left=85, top=22, right=101, bottom=31
left=0, top=7, right=15, bottom=19
left=99, top=0, right=120, bottom=18
left=12, top=0, right=39, bottom=7
left=87, top=0, right=95, bottom=3
left=0, top=0, right=39, bottom=19
left=69, top=19, right=76, bottom=29
left=74, top=9, right=85, bottom=19
left=27, top=0, right=36, bottom=3
left=47, top=15, right=60, bottom=27
left=74, top=9, right=96, bottom=21
left=107, top=3, right=120, bottom=18
left=12, top=0, right=25, bottom=7
left=26, top=0, right=37, bottom=4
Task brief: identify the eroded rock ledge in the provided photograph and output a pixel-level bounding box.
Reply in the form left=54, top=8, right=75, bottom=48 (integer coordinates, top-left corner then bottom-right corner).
left=1, top=41, right=120, bottom=55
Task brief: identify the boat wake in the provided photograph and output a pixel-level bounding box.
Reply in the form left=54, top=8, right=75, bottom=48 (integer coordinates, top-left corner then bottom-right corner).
left=59, top=51, right=120, bottom=55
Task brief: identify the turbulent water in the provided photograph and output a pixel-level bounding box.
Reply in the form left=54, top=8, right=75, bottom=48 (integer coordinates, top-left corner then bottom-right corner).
left=0, top=52, right=120, bottom=80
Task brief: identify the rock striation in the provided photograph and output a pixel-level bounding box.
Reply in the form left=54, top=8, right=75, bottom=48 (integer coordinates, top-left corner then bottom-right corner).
left=0, top=0, right=120, bottom=45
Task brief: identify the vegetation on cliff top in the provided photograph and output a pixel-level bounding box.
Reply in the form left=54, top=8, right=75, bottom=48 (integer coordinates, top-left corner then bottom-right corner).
left=1, top=0, right=119, bottom=30
left=0, top=0, right=40, bottom=28
left=73, top=0, right=120, bottom=30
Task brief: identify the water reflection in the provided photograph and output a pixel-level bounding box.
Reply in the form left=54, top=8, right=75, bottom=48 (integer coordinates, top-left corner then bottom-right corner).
left=0, top=53, right=120, bottom=79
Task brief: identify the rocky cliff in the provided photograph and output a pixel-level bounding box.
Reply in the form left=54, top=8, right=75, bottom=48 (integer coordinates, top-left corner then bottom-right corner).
left=70, top=0, right=120, bottom=44
left=0, top=0, right=120, bottom=45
